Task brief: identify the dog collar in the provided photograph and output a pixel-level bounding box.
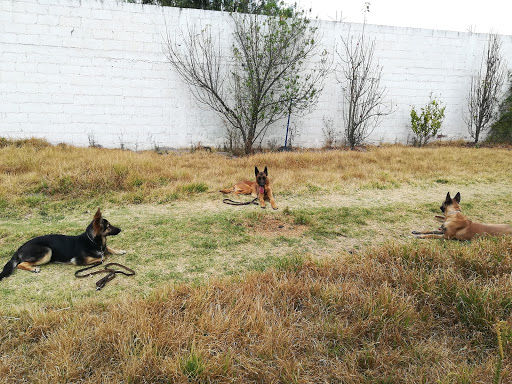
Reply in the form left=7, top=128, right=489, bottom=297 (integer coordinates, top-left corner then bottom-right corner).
left=86, top=232, right=105, bottom=262
left=86, top=231, right=96, bottom=244
left=446, top=210, right=461, bottom=216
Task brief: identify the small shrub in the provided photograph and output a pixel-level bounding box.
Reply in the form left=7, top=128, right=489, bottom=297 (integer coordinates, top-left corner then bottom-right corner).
left=266, top=137, right=280, bottom=151
left=322, top=117, right=337, bottom=149
left=87, top=133, right=101, bottom=148
left=410, top=93, right=446, bottom=146
left=223, top=125, right=244, bottom=156
left=487, top=71, right=512, bottom=144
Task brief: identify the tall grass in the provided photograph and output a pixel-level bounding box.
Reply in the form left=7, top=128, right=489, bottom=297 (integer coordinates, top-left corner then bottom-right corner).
left=1, top=238, right=511, bottom=383
left=0, top=139, right=511, bottom=211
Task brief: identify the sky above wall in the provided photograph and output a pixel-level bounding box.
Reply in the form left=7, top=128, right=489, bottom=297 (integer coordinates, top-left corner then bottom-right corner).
left=287, top=0, right=512, bottom=35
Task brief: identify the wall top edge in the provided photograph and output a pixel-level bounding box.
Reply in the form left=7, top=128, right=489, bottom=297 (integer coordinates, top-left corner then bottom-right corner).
left=9, top=0, right=512, bottom=38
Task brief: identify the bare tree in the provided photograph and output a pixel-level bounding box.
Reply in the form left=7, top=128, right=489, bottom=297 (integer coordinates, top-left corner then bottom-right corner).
left=464, top=32, right=506, bottom=144
left=336, top=28, right=393, bottom=149
left=164, top=10, right=329, bottom=154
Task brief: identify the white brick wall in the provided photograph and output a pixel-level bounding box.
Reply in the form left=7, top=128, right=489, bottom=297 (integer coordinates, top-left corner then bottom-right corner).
left=1, top=0, right=511, bottom=149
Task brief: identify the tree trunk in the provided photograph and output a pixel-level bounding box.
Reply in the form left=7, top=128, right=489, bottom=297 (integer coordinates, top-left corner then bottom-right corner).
left=244, top=131, right=254, bottom=154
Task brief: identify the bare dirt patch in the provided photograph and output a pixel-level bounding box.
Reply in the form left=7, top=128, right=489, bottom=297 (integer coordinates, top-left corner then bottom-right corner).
left=245, top=216, right=308, bottom=238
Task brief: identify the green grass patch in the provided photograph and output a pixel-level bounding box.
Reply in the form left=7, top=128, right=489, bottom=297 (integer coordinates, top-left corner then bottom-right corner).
left=181, top=345, right=205, bottom=380
left=179, top=182, right=209, bottom=194
left=292, top=205, right=398, bottom=239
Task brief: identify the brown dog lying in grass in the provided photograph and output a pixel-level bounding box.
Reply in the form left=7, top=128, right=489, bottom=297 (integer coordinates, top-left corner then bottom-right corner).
left=413, top=192, right=512, bottom=240
left=220, top=166, right=278, bottom=210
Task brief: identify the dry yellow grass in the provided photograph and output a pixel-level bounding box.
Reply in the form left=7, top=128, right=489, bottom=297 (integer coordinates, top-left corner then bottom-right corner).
left=1, top=237, right=512, bottom=383
left=0, top=139, right=511, bottom=209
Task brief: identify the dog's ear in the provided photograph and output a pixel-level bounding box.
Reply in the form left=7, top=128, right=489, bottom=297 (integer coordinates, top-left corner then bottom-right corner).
left=93, top=208, right=102, bottom=220
left=92, top=208, right=102, bottom=235
left=255, top=166, right=259, bottom=178
left=454, top=192, right=461, bottom=203
left=445, top=192, right=451, bottom=203
left=264, top=166, right=268, bottom=176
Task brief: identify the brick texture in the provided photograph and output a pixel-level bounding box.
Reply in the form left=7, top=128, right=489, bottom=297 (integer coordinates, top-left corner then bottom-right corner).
left=1, top=0, right=511, bottom=149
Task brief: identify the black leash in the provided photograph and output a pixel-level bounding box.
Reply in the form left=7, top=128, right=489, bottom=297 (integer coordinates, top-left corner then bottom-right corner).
left=222, top=197, right=259, bottom=206
left=75, top=262, right=135, bottom=290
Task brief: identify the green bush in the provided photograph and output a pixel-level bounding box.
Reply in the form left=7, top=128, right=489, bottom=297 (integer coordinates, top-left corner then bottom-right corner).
left=486, top=72, right=512, bottom=144
left=410, top=93, right=446, bottom=147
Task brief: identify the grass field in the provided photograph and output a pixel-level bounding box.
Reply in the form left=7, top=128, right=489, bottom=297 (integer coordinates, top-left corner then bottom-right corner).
left=1, top=139, right=512, bottom=382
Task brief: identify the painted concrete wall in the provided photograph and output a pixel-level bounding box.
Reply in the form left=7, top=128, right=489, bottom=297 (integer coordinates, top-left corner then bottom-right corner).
left=1, top=0, right=511, bottom=149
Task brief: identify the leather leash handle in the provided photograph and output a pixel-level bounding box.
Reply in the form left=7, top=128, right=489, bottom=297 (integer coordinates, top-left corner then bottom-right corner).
left=223, top=197, right=259, bottom=206
left=95, top=271, right=116, bottom=290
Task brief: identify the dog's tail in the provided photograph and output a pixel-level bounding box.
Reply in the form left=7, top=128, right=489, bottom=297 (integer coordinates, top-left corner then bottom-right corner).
left=219, top=188, right=233, bottom=194
left=0, top=251, right=21, bottom=280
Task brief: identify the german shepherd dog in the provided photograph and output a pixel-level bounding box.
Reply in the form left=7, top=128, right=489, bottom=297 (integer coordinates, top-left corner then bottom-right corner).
left=0, top=209, right=126, bottom=280
left=220, top=166, right=278, bottom=209
left=413, top=192, right=512, bottom=240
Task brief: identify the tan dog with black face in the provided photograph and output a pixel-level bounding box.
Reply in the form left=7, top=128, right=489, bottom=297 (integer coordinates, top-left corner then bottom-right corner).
left=220, top=166, right=278, bottom=209
left=413, top=192, right=512, bottom=240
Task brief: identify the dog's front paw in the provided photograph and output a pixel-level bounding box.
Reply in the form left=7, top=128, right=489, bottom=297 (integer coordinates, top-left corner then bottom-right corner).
left=261, top=206, right=266, bottom=209
left=411, top=231, right=420, bottom=235
left=273, top=207, right=278, bottom=210
left=108, top=247, right=127, bottom=255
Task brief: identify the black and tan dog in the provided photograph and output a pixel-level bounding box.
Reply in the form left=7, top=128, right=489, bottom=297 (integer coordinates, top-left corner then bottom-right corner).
left=220, top=166, right=278, bottom=209
left=0, top=209, right=126, bottom=280
left=413, top=192, right=512, bottom=240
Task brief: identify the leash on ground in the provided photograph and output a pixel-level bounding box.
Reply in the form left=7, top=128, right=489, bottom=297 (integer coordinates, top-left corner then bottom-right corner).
left=75, top=262, right=135, bottom=290
left=222, top=197, right=259, bottom=206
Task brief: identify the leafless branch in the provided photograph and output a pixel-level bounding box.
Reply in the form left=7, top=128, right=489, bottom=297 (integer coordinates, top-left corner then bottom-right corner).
left=463, top=32, right=506, bottom=144
left=336, top=29, right=393, bottom=149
